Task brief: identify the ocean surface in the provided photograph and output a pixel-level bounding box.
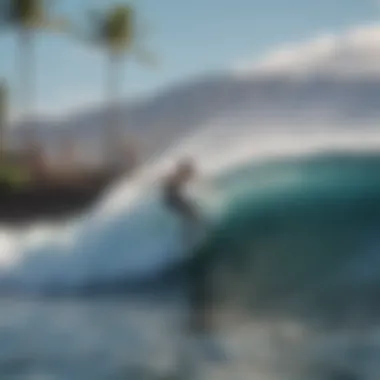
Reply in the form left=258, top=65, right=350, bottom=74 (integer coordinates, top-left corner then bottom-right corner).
left=1, top=123, right=380, bottom=379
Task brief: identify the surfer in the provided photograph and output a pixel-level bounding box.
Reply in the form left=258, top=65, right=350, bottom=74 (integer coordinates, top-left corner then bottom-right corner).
left=163, top=159, right=227, bottom=366
left=162, top=159, right=210, bottom=327
left=163, top=159, right=200, bottom=226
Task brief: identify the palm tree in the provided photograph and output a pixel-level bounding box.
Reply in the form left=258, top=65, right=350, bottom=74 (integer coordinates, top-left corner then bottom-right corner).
left=83, top=3, right=154, bottom=167
left=0, top=0, right=67, bottom=140
left=0, top=80, right=8, bottom=160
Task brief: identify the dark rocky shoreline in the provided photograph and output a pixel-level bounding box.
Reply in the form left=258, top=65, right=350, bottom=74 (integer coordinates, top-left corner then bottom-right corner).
left=0, top=171, right=123, bottom=224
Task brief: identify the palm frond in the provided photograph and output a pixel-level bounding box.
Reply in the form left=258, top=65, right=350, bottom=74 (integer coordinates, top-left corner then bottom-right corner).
left=77, top=4, right=158, bottom=67
left=132, top=45, right=158, bottom=68
left=82, top=5, right=135, bottom=53
left=0, top=0, right=69, bottom=31
left=11, top=0, right=45, bottom=27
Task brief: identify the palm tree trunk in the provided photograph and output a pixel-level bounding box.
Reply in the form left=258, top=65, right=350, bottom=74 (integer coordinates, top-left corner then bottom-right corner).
left=105, top=52, right=122, bottom=167
left=0, top=82, right=7, bottom=161
left=19, top=27, right=35, bottom=148
left=106, top=52, right=121, bottom=110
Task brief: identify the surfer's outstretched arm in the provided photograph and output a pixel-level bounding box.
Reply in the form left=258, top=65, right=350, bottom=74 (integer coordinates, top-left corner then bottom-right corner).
left=174, top=196, right=200, bottom=224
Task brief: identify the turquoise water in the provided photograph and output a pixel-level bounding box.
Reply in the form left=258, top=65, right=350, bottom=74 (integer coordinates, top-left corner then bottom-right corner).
left=2, top=152, right=380, bottom=379
left=191, top=152, right=380, bottom=321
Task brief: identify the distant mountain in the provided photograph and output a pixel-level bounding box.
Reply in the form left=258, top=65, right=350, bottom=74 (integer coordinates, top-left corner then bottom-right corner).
left=10, top=25, right=380, bottom=163
left=8, top=73, right=380, bottom=164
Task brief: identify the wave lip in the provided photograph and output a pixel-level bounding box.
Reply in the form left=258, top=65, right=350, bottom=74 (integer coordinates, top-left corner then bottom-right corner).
left=2, top=125, right=380, bottom=294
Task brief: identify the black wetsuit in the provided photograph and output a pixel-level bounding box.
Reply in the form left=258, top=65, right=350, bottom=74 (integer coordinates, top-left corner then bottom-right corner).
left=163, top=177, right=199, bottom=221
left=163, top=177, right=210, bottom=332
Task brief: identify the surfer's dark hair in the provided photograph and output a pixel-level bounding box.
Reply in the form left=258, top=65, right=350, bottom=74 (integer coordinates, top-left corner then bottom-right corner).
left=177, top=157, right=196, bottom=170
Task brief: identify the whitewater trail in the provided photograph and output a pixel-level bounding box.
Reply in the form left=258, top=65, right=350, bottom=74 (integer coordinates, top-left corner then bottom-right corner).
left=2, top=117, right=380, bottom=289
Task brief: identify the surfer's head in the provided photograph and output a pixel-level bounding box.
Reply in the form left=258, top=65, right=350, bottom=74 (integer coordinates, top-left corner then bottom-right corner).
left=175, top=158, right=196, bottom=182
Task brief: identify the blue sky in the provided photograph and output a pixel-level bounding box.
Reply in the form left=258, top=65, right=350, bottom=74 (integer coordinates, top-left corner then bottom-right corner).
left=0, top=0, right=378, bottom=117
